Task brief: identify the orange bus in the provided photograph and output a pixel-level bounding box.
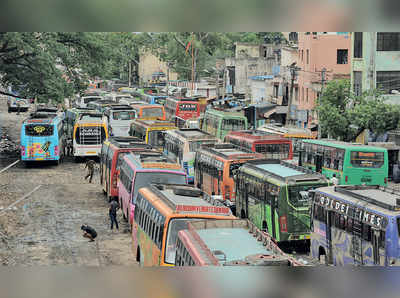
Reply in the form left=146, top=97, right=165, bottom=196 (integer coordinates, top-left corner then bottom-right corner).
left=130, top=104, right=166, bottom=121
left=194, top=143, right=263, bottom=202
left=132, top=184, right=235, bottom=266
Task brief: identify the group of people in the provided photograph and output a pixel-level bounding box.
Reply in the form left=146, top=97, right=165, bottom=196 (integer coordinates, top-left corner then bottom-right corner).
left=80, top=159, right=120, bottom=243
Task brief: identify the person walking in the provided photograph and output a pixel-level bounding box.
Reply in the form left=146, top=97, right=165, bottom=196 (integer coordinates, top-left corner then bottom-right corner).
left=109, top=198, right=120, bottom=230
left=330, top=174, right=339, bottom=186
left=81, top=224, right=97, bottom=242
left=84, top=159, right=96, bottom=183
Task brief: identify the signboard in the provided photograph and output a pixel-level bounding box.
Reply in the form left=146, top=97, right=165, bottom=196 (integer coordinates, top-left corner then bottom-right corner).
left=176, top=204, right=231, bottom=215
left=81, top=127, right=100, bottom=136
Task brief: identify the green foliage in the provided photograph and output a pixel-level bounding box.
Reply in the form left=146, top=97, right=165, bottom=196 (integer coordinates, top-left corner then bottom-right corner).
left=0, top=32, right=111, bottom=103
left=316, top=79, right=400, bottom=141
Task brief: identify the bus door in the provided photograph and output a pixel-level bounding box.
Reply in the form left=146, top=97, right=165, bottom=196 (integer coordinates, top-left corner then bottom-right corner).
left=372, top=228, right=385, bottom=265
left=315, top=153, right=323, bottom=173
left=351, top=215, right=364, bottom=265
left=325, top=210, right=334, bottom=264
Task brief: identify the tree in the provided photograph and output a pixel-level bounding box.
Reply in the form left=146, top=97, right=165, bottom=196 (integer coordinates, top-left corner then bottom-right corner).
left=0, top=32, right=111, bottom=103
left=316, top=79, right=400, bottom=141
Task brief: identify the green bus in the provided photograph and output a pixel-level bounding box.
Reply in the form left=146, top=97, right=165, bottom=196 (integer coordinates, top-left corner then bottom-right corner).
left=235, top=159, right=329, bottom=246
left=201, top=109, right=248, bottom=140
left=300, top=139, right=388, bottom=186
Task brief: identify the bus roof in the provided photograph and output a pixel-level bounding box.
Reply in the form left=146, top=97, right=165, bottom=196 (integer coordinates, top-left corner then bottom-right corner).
left=199, top=143, right=263, bottom=161
left=302, top=139, right=388, bottom=151
left=76, top=118, right=106, bottom=125
left=240, top=159, right=328, bottom=183
left=125, top=152, right=182, bottom=171
left=316, top=185, right=400, bottom=216
left=131, top=104, right=163, bottom=109
left=173, top=128, right=217, bottom=140
left=144, top=184, right=232, bottom=216
left=104, top=105, right=134, bottom=111
left=108, top=136, right=153, bottom=149
left=257, top=125, right=315, bottom=138
left=205, top=109, right=246, bottom=118
left=226, top=131, right=290, bottom=142
left=132, top=119, right=176, bottom=129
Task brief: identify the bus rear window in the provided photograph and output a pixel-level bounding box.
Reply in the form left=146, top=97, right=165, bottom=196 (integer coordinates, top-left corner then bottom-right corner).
left=142, top=108, right=163, bottom=118
left=222, top=119, right=246, bottom=131
left=350, top=151, right=384, bottom=168
left=25, top=124, right=54, bottom=136
left=113, top=111, right=136, bottom=120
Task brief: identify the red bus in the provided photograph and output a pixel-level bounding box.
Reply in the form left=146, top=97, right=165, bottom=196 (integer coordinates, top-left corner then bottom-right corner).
left=100, top=136, right=155, bottom=201
left=224, top=130, right=293, bottom=160
left=165, top=97, right=200, bottom=126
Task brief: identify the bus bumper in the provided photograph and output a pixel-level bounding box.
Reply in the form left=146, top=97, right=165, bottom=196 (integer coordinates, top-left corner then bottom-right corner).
left=74, top=147, right=100, bottom=157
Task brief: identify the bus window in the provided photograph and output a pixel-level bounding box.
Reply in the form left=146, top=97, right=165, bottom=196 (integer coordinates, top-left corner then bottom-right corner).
left=222, top=119, right=245, bottom=131
left=362, top=224, right=372, bottom=242
left=113, top=111, right=136, bottom=120
left=397, top=217, right=400, bottom=238
left=25, top=124, right=54, bottom=136
left=350, top=151, right=385, bottom=168
left=142, top=108, right=163, bottom=118
left=148, top=131, right=165, bottom=148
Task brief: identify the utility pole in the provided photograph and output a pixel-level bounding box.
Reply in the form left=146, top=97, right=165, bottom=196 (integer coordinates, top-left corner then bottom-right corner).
left=285, top=64, right=300, bottom=126
left=167, top=62, right=170, bottom=96
left=128, top=61, right=131, bottom=87
left=215, top=70, right=220, bottom=100
left=317, top=67, right=327, bottom=139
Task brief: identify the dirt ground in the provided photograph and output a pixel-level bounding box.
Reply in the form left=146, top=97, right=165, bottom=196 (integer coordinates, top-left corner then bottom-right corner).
left=0, top=97, right=138, bottom=266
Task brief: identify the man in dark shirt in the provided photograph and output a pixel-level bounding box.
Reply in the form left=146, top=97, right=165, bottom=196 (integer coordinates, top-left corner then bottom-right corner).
left=81, top=224, right=97, bottom=242
left=109, top=199, right=120, bottom=230
left=84, top=159, right=96, bottom=183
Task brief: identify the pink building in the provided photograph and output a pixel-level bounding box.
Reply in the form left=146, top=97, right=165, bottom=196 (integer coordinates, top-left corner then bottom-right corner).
left=297, top=32, right=351, bottom=128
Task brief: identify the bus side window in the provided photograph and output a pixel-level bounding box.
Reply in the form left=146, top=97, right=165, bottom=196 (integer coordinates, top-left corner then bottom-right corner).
left=362, top=224, right=372, bottom=242
left=346, top=217, right=353, bottom=233
left=379, top=230, right=386, bottom=248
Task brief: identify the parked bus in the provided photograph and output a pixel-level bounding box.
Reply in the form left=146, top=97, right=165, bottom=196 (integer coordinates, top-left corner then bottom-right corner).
left=132, top=184, right=236, bottom=266
left=64, top=108, right=96, bottom=140
left=164, top=97, right=200, bottom=126
left=164, top=129, right=218, bottom=183
left=225, top=130, right=293, bottom=160
left=130, top=104, right=166, bottom=121
left=129, top=120, right=176, bottom=151
left=194, top=143, right=263, bottom=202
left=100, top=136, right=154, bottom=201
left=300, top=139, right=388, bottom=186
left=141, top=94, right=168, bottom=106
left=235, top=159, right=328, bottom=248
left=257, top=124, right=316, bottom=157
left=102, top=105, right=136, bottom=137
left=75, top=95, right=103, bottom=108
left=118, top=152, right=187, bottom=225
left=310, top=185, right=400, bottom=266
left=72, top=117, right=108, bottom=160
left=201, top=109, right=248, bottom=140
left=176, top=219, right=304, bottom=266
left=87, top=100, right=120, bottom=113
left=20, top=113, right=66, bottom=164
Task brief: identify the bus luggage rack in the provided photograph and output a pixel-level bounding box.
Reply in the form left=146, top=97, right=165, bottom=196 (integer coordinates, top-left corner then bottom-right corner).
left=334, top=185, right=400, bottom=211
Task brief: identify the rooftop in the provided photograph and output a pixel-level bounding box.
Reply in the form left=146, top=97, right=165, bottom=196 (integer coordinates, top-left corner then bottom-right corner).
left=255, top=163, right=304, bottom=177
left=302, top=139, right=387, bottom=151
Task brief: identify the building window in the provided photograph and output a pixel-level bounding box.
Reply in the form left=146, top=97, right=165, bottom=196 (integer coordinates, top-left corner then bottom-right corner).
left=306, top=49, right=309, bottom=64
left=337, top=49, right=348, bottom=64
left=295, top=87, right=299, bottom=101
left=353, top=32, right=363, bottom=58
left=301, top=50, right=304, bottom=61
left=353, top=71, right=362, bottom=96
left=274, top=85, right=279, bottom=97
left=376, top=71, right=400, bottom=94
left=306, top=88, right=309, bottom=102
left=377, top=33, right=400, bottom=51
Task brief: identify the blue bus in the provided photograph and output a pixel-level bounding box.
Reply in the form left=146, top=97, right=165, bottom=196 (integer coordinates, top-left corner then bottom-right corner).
left=141, top=94, right=168, bottom=106
left=20, top=113, right=66, bottom=165
left=311, top=185, right=400, bottom=266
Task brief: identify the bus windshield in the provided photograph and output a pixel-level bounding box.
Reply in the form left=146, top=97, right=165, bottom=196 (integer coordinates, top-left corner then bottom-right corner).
left=288, top=185, right=319, bottom=208
left=142, top=108, right=163, bottom=118
left=148, top=130, right=166, bottom=147
left=165, top=218, right=202, bottom=264
left=83, top=97, right=101, bottom=104
left=222, top=119, right=246, bottom=131
left=350, top=151, right=384, bottom=168
left=132, top=172, right=186, bottom=204
left=25, top=124, right=54, bottom=137
left=113, top=111, right=136, bottom=120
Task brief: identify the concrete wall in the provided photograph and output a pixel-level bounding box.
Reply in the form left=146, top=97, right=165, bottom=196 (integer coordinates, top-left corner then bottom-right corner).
left=138, top=51, right=178, bottom=84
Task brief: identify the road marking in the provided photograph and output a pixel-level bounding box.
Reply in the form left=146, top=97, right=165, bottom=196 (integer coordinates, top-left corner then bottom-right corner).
left=0, top=160, right=20, bottom=174
left=0, top=185, right=42, bottom=217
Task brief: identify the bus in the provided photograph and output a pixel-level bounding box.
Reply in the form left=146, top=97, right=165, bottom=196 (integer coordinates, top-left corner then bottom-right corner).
left=141, top=94, right=168, bottom=106
left=130, top=104, right=166, bottom=121
left=235, top=159, right=329, bottom=247
left=257, top=124, right=316, bottom=157
left=300, top=139, right=388, bottom=186
left=64, top=108, right=96, bottom=140
left=72, top=117, right=108, bottom=160
left=75, top=95, right=103, bottom=108
left=129, top=120, right=176, bottom=151
left=164, top=129, right=218, bottom=183
left=132, top=184, right=236, bottom=266
left=194, top=143, right=264, bottom=202
left=87, top=100, right=120, bottom=113
left=118, top=152, right=187, bottom=225
left=20, top=112, right=66, bottom=164
left=164, top=97, right=200, bottom=126
left=100, top=136, right=154, bottom=201
left=102, top=105, right=137, bottom=137
left=310, top=185, right=400, bottom=266
left=175, top=219, right=304, bottom=266
left=224, top=131, right=293, bottom=160
left=201, top=109, right=248, bottom=140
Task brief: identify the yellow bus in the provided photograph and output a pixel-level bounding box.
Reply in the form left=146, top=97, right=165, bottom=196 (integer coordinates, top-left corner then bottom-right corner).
left=132, top=184, right=235, bottom=266
left=129, top=120, right=177, bottom=151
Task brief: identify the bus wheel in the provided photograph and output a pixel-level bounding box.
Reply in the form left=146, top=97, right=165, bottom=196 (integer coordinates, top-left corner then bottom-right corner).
left=136, top=247, right=141, bottom=263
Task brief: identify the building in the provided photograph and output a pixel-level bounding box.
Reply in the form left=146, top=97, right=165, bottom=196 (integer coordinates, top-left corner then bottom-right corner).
left=350, top=32, right=400, bottom=104
left=138, top=51, right=178, bottom=85
left=297, top=32, right=351, bottom=128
